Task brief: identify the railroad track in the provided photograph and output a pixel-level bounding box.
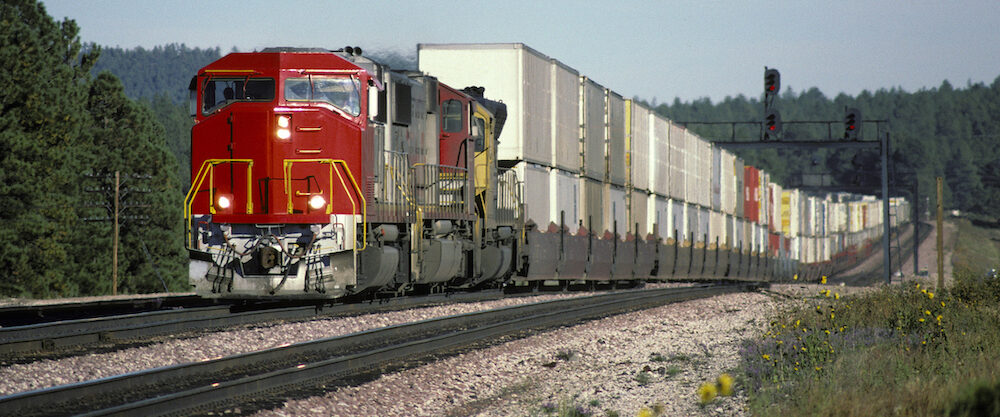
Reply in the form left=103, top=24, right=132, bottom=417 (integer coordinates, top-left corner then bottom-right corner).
left=0, top=289, right=551, bottom=360
left=0, top=294, right=208, bottom=327
left=0, top=283, right=760, bottom=416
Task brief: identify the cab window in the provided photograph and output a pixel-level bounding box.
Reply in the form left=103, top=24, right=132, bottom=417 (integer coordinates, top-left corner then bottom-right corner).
left=284, top=76, right=361, bottom=116
left=473, top=116, right=487, bottom=152
left=201, top=77, right=274, bottom=115
left=442, top=99, right=464, bottom=133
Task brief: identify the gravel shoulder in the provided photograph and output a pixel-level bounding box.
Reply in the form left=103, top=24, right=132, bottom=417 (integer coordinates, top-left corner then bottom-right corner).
left=252, top=290, right=791, bottom=417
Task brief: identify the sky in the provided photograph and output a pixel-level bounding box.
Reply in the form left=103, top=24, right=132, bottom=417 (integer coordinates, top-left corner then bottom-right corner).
left=43, top=0, right=1000, bottom=104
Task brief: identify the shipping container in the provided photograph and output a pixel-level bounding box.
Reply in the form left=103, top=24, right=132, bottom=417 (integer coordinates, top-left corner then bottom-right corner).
left=757, top=169, right=771, bottom=225
left=605, top=184, right=628, bottom=238
left=687, top=134, right=712, bottom=208
left=650, top=114, right=671, bottom=197
left=606, top=91, right=626, bottom=186
left=710, top=210, right=726, bottom=248
left=511, top=162, right=550, bottom=229
left=712, top=147, right=722, bottom=211
left=628, top=100, right=651, bottom=192
left=549, top=168, right=580, bottom=234
left=767, top=182, right=782, bottom=232
left=550, top=59, right=581, bottom=172
left=581, top=77, right=606, bottom=181
left=418, top=43, right=552, bottom=165
left=632, top=190, right=651, bottom=237
left=781, top=190, right=800, bottom=237
left=668, top=123, right=687, bottom=200
left=581, top=177, right=605, bottom=234
left=721, top=150, right=737, bottom=215
left=743, top=166, right=760, bottom=223
left=671, top=200, right=687, bottom=241
left=651, top=195, right=672, bottom=241
left=734, top=158, right=745, bottom=218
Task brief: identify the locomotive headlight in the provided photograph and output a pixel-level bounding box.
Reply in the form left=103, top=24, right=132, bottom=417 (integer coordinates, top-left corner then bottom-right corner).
left=217, top=195, right=232, bottom=209
left=308, top=195, right=326, bottom=210
left=276, top=115, right=292, bottom=140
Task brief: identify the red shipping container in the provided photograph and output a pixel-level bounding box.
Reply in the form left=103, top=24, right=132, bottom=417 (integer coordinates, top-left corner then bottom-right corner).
left=743, top=166, right=760, bottom=223
left=769, top=232, right=781, bottom=256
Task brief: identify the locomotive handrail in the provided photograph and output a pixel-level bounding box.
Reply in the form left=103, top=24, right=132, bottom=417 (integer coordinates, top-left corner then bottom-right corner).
left=282, top=159, right=367, bottom=251
left=184, top=159, right=255, bottom=247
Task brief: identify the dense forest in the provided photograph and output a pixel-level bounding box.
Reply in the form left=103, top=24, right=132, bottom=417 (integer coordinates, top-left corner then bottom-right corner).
left=3, top=0, right=999, bottom=298
left=1, top=0, right=186, bottom=297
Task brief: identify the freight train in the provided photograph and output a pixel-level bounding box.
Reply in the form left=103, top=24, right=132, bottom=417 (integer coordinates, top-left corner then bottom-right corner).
left=184, top=43, right=908, bottom=299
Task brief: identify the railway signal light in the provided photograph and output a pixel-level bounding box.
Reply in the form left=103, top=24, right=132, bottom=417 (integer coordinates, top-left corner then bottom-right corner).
left=763, top=109, right=782, bottom=140
left=844, top=108, right=862, bottom=140
left=764, top=68, right=780, bottom=101
left=765, top=69, right=780, bottom=95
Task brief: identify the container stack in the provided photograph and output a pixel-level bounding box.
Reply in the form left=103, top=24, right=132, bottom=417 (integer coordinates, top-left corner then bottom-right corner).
left=418, top=42, right=899, bottom=280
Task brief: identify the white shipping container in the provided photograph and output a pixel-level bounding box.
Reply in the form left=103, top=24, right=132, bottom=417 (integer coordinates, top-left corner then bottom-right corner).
left=650, top=114, right=671, bottom=197
left=721, top=151, right=737, bottom=215
left=671, top=200, right=687, bottom=241
left=512, top=162, right=550, bottom=229
left=606, top=91, right=626, bottom=186
left=550, top=59, right=581, bottom=172
left=712, top=147, right=722, bottom=211
left=628, top=101, right=651, bottom=192
left=710, top=210, right=726, bottom=247
left=605, top=184, right=628, bottom=238
left=768, top=182, right=783, bottom=231
left=668, top=123, right=687, bottom=200
left=549, top=168, right=580, bottom=234
left=581, top=177, right=605, bottom=234
left=651, top=195, right=672, bottom=241
left=418, top=43, right=552, bottom=165
left=581, top=77, right=606, bottom=181
left=632, top=191, right=650, bottom=237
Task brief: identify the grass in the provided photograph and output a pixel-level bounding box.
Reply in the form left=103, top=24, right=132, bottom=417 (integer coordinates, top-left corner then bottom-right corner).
left=741, top=220, right=1000, bottom=416
left=952, top=218, right=1000, bottom=276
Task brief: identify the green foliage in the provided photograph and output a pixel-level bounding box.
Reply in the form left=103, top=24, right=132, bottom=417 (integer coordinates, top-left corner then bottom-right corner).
left=743, top=272, right=1000, bottom=416
left=655, top=80, right=1000, bottom=220
left=0, top=0, right=186, bottom=297
left=89, top=43, right=220, bottom=104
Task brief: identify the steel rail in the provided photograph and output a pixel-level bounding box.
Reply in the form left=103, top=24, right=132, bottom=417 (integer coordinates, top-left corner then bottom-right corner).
left=0, top=283, right=758, bottom=416
left=0, top=294, right=208, bottom=327
left=0, top=288, right=533, bottom=359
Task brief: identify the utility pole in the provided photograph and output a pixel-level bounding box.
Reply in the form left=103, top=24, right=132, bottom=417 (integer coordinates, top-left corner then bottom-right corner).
left=936, top=177, right=944, bottom=289
left=84, top=171, right=152, bottom=295
left=113, top=171, right=119, bottom=295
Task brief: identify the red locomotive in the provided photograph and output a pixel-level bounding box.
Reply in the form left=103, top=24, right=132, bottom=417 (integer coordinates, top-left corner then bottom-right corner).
left=186, top=47, right=517, bottom=298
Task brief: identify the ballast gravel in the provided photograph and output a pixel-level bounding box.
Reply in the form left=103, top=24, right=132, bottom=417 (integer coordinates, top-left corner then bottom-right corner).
left=0, top=291, right=611, bottom=396
left=250, top=290, right=787, bottom=417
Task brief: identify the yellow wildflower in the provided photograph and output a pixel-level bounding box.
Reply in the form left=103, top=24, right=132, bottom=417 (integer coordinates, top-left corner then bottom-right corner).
left=916, top=283, right=921, bottom=289
left=834, top=293, right=841, bottom=300
left=925, top=310, right=931, bottom=316
left=698, top=382, right=718, bottom=403
left=830, top=313, right=836, bottom=320
left=919, top=318, right=925, bottom=323
left=796, top=319, right=801, bottom=327
left=928, top=292, right=935, bottom=299
left=821, top=275, right=827, bottom=284
left=936, top=315, right=943, bottom=323
left=794, top=274, right=798, bottom=281
left=815, top=366, right=822, bottom=371
left=762, top=354, right=770, bottom=360
left=637, top=407, right=653, bottom=417
left=825, top=330, right=831, bottom=335
left=941, top=301, right=946, bottom=307
left=718, top=373, right=734, bottom=396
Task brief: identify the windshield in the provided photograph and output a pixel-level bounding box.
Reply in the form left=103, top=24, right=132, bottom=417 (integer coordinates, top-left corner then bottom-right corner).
left=201, top=77, right=274, bottom=115
left=284, top=76, right=361, bottom=116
